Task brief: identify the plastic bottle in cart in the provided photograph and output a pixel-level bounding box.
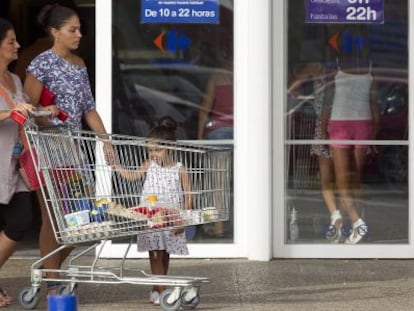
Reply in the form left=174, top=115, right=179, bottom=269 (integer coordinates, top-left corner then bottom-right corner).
left=289, top=207, right=299, bottom=241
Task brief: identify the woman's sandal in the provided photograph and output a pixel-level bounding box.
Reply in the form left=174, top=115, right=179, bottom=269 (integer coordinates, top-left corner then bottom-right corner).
left=0, top=288, right=13, bottom=305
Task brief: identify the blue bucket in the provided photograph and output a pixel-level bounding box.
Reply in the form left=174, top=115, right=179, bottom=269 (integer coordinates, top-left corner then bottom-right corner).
left=47, top=295, right=78, bottom=311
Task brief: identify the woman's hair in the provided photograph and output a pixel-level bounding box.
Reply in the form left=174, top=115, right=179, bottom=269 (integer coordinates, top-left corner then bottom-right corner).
left=148, top=116, right=178, bottom=141
left=0, top=18, right=14, bottom=43
left=37, top=4, right=77, bottom=35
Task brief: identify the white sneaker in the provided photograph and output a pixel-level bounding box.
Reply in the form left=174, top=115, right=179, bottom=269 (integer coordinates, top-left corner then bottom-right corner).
left=345, top=219, right=368, bottom=244
left=325, top=210, right=343, bottom=243
left=150, top=291, right=160, bottom=305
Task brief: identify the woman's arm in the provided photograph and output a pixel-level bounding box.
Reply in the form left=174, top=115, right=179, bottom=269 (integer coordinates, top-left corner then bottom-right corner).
left=370, top=80, right=380, bottom=139
left=0, top=103, right=34, bottom=121
left=320, top=80, right=335, bottom=140
left=23, top=73, right=59, bottom=125
left=0, top=110, right=12, bottom=121
left=198, top=73, right=216, bottom=139
left=84, top=109, right=107, bottom=135
left=23, top=74, right=43, bottom=106
left=85, top=109, right=117, bottom=164
left=180, top=167, right=193, bottom=209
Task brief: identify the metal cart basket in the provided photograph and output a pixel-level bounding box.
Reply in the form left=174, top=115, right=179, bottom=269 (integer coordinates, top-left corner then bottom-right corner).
left=286, top=94, right=321, bottom=242
left=18, top=122, right=231, bottom=311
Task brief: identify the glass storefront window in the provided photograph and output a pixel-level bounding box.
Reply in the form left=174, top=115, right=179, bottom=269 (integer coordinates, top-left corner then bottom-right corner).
left=112, top=0, right=234, bottom=243
left=286, top=1, right=408, bottom=244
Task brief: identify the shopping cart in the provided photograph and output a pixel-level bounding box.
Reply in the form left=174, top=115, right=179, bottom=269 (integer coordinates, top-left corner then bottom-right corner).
left=287, top=95, right=320, bottom=191
left=16, top=116, right=231, bottom=311
left=286, top=94, right=321, bottom=242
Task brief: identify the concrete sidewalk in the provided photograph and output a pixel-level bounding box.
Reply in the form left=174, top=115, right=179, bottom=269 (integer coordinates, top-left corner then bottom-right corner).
left=1, top=256, right=414, bottom=311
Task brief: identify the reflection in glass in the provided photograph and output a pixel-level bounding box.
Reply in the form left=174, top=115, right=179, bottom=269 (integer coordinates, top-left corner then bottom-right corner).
left=286, top=1, right=408, bottom=244
left=286, top=144, right=408, bottom=244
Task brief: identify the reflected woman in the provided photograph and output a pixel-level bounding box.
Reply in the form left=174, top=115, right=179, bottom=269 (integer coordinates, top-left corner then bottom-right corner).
left=325, top=26, right=380, bottom=244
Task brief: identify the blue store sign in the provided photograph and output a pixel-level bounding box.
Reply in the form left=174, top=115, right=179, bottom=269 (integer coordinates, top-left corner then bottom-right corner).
left=306, top=0, right=384, bottom=24
left=141, top=0, right=219, bottom=24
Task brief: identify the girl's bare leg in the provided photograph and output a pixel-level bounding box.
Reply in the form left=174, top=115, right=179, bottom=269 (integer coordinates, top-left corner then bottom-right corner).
left=149, top=250, right=170, bottom=293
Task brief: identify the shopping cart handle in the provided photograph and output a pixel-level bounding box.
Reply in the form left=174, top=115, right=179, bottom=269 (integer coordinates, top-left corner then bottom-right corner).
left=31, top=110, right=52, bottom=117
left=10, top=109, right=59, bottom=125
left=38, top=104, right=68, bottom=122
left=30, top=108, right=68, bottom=122
left=33, top=109, right=68, bottom=120
left=10, top=110, right=27, bottom=125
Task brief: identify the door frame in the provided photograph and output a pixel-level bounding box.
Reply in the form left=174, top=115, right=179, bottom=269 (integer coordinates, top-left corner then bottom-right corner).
left=273, top=0, right=414, bottom=258
left=96, top=0, right=265, bottom=259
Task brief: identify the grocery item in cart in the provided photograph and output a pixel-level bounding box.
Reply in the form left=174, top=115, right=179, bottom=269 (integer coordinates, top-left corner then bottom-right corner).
left=65, top=172, right=87, bottom=199
left=58, top=172, right=92, bottom=214
left=90, top=198, right=110, bottom=222
left=179, top=207, right=219, bottom=224
left=133, top=206, right=185, bottom=229
left=64, top=209, right=90, bottom=227
left=106, top=203, right=147, bottom=221
left=105, top=203, right=149, bottom=232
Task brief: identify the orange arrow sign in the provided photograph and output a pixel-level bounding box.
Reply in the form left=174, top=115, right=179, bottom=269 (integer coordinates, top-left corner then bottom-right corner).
left=328, top=31, right=340, bottom=53
left=153, top=32, right=165, bottom=52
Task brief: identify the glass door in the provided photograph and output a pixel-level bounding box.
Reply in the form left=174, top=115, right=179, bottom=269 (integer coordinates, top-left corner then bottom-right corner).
left=276, top=0, right=413, bottom=257
left=103, top=0, right=237, bottom=258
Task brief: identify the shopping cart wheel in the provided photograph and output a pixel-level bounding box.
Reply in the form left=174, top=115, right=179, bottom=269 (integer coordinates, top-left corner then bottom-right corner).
left=56, top=283, right=78, bottom=295
left=18, top=286, right=40, bottom=310
left=159, top=288, right=182, bottom=311
left=180, top=288, right=200, bottom=310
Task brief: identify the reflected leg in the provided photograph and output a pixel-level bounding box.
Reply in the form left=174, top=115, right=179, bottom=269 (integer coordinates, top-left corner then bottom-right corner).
left=320, top=155, right=343, bottom=241
left=352, top=147, right=368, bottom=199
left=318, top=155, right=337, bottom=214
left=332, top=147, right=360, bottom=223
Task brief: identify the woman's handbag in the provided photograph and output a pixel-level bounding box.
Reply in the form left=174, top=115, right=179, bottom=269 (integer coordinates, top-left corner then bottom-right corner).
left=39, top=86, right=55, bottom=105
left=18, top=147, right=46, bottom=191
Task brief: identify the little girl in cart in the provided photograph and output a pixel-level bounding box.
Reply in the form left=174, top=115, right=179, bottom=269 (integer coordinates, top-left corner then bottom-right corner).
left=114, top=116, right=192, bottom=305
